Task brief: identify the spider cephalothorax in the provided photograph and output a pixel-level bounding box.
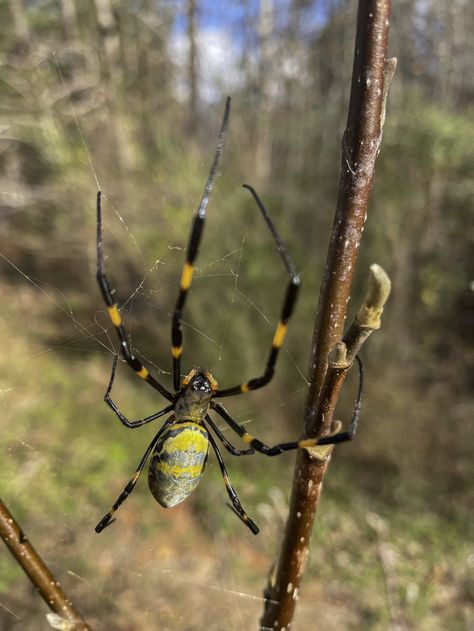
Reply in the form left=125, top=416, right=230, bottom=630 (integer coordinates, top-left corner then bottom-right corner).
left=95, top=97, right=362, bottom=536
left=174, top=368, right=217, bottom=421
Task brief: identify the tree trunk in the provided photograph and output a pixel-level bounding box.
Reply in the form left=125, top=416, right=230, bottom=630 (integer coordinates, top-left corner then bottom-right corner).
left=58, top=0, right=78, bottom=41
left=255, top=0, right=274, bottom=185
left=187, top=0, right=199, bottom=134
left=8, top=0, right=30, bottom=53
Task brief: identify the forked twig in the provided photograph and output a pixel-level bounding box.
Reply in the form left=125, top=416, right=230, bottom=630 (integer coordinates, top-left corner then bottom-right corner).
left=260, top=1, right=395, bottom=629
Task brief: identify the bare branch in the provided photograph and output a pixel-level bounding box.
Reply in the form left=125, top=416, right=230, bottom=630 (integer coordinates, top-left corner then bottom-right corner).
left=0, top=498, right=91, bottom=630
left=260, top=2, right=394, bottom=629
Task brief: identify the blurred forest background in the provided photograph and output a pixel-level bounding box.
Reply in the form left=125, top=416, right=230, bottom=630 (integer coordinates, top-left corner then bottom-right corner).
left=0, top=0, right=473, bottom=629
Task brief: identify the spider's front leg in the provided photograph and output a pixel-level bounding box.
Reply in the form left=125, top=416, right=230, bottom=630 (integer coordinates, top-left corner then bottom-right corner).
left=96, top=191, right=174, bottom=402
left=171, top=97, right=230, bottom=390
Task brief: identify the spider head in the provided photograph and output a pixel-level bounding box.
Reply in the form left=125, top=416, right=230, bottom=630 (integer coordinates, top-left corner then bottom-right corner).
left=176, top=368, right=218, bottom=421
left=189, top=372, right=212, bottom=394
left=182, top=367, right=218, bottom=392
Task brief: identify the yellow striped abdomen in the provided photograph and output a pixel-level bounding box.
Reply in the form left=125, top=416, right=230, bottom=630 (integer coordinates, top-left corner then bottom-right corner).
left=148, top=421, right=209, bottom=508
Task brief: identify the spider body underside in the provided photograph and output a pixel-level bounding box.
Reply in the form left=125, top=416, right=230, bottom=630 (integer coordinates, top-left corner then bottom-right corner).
left=95, top=97, right=363, bottom=536
left=148, top=370, right=214, bottom=509
left=149, top=420, right=209, bottom=509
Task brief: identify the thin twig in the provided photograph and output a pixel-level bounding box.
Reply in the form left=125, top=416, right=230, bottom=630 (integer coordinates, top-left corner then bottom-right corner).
left=367, top=512, right=408, bottom=631
left=311, top=264, right=391, bottom=439
left=0, top=498, right=92, bottom=630
left=260, top=2, right=394, bottom=629
left=343, top=263, right=392, bottom=359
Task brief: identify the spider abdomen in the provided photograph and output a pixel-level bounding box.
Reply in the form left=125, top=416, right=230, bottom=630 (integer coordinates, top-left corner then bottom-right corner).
left=148, top=421, right=209, bottom=508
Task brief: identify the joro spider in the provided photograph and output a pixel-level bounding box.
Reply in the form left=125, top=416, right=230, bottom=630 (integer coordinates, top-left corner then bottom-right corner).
left=95, top=97, right=363, bottom=536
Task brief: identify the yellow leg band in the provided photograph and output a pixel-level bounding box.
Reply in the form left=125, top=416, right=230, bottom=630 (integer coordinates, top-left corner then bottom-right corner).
left=108, top=304, right=122, bottom=327
left=242, top=432, right=254, bottom=444
left=172, top=346, right=183, bottom=359
left=240, top=382, right=250, bottom=393
left=272, top=322, right=288, bottom=348
left=137, top=366, right=149, bottom=379
left=298, top=438, right=317, bottom=449
left=180, top=263, right=194, bottom=290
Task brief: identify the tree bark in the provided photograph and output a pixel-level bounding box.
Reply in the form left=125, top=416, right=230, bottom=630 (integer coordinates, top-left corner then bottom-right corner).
left=187, top=0, right=199, bottom=134
left=94, top=0, right=135, bottom=170
left=255, top=0, right=274, bottom=184
left=8, top=0, right=30, bottom=53
left=58, top=0, right=78, bottom=41
left=260, top=3, right=394, bottom=629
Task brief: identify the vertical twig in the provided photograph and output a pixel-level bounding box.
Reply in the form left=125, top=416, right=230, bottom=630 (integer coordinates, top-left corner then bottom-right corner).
left=0, top=498, right=91, bottom=630
left=367, top=512, right=408, bottom=631
left=260, top=2, right=394, bottom=629
left=187, top=0, right=199, bottom=134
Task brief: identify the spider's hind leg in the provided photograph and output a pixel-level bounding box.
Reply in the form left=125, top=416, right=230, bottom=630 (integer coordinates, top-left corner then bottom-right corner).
left=206, top=425, right=259, bottom=535
left=95, top=418, right=174, bottom=533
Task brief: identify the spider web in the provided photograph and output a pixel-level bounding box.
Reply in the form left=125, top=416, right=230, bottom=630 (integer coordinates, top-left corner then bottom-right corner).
left=0, top=44, right=313, bottom=631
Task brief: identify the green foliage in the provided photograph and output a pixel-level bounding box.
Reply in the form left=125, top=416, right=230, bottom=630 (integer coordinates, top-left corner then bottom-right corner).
left=0, top=1, right=472, bottom=628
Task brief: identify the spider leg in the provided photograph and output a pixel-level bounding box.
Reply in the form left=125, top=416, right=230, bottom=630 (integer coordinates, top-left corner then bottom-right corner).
left=211, top=356, right=364, bottom=454
left=171, top=97, right=231, bottom=390
left=205, top=414, right=254, bottom=456
left=95, top=417, right=175, bottom=533
left=104, top=355, right=174, bottom=428
left=315, top=355, right=364, bottom=445
left=96, top=191, right=174, bottom=402
left=205, top=424, right=259, bottom=535
left=215, top=185, right=300, bottom=397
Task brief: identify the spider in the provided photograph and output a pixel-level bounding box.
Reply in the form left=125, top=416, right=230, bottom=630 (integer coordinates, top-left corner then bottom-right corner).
left=95, top=97, right=363, bottom=535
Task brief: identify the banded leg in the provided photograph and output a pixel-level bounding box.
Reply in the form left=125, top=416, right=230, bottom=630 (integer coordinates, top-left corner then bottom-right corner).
left=96, top=191, right=173, bottom=402
left=206, top=426, right=259, bottom=535
left=205, top=414, right=254, bottom=456
left=171, top=97, right=231, bottom=390
left=211, top=355, right=364, bottom=454
left=95, top=417, right=175, bottom=533
left=216, top=185, right=300, bottom=397
left=104, top=355, right=174, bottom=428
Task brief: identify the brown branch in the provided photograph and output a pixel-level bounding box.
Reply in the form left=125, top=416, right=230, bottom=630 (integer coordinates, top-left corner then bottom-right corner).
left=0, top=498, right=92, bottom=630
left=260, top=2, right=394, bottom=629
left=309, top=264, right=391, bottom=460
